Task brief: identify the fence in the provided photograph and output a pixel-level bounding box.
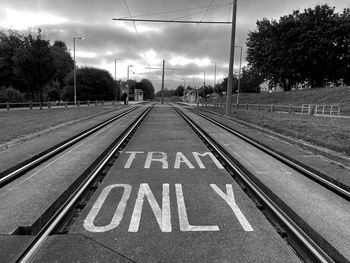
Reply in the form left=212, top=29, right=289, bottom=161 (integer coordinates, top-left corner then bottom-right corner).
left=201, top=99, right=341, bottom=116
left=0, top=100, right=112, bottom=110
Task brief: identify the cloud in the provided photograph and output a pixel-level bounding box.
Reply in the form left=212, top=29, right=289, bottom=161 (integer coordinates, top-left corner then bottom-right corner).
left=1, top=0, right=350, bottom=91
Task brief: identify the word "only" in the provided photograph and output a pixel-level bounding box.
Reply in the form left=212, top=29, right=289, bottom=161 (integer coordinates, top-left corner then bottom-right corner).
left=84, top=183, right=253, bottom=233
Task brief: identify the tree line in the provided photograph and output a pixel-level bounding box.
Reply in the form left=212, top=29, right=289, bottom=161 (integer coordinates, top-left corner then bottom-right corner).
left=247, top=4, right=350, bottom=91
left=0, top=29, right=155, bottom=103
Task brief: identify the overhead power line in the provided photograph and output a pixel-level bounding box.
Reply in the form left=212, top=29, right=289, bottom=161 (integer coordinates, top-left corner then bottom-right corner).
left=122, top=0, right=150, bottom=68
left=113, top=18, right=231, bottom=24
left=119, top=2, right=231, bottom=19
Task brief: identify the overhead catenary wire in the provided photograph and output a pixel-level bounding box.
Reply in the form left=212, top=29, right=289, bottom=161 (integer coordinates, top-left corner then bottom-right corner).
left=171, top=4, right=229, bottom=21
left=122, top=0, right=150, bottom=68
left=176, top=0, right=216, bottom=66
left=119, top=2, right=231, bottom=20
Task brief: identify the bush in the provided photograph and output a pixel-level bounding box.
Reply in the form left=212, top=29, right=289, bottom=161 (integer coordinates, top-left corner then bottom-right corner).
left=0, top=86, right=25, bottom=102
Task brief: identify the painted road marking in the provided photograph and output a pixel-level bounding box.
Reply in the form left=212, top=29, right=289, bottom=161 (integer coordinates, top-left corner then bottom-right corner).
left=124, top=152, right=224, bottom=169
left=211, top=184, right=253, bottom=232
left=84, top=184, right=131, bottom=232
left=129, top=183, right=171, bottom=232
left=84, top=184, right=252, bottom=233
left=175, top=184, right=219, bottom=232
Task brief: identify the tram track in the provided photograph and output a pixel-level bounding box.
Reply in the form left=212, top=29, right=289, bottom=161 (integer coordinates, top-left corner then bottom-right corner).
left=3, top=103, right=348, bottom=262
left=172, top=104, right=345, bottom=263
left=10, top=104, right=153, bottom=263
left=188, top=107, right=350, bottom=201
left=0, top=106, right=139, bottom=188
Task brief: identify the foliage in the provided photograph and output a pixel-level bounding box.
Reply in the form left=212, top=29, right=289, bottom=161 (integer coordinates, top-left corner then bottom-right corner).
left=63, top=66, right=116, bottom=101
left=0, top=29, right=75, bottom=101
left=155, top=88, right=175, bottom=97
left=50, top=41, right=74, bottom=92
left=138, top=79, right=155, bottom=100
left=0, top=30, right=26, bottom=90
left=246, top=4, right=350, bottom=90
left=13, top=29, right=56, bottom=102
left=0, top=86, right=25, bottom=102
left=240, top=66, right=264, bottom=93
left=175, top=85, right=184, bottom=97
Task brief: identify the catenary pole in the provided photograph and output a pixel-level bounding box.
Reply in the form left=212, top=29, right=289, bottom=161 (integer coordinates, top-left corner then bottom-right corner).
left=161, top=60, right=165, bottom=104
left=225, top=0, right=237, bottom=115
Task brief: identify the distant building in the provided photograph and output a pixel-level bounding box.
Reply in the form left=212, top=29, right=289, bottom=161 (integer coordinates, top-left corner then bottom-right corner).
left=183, top=88, right=197, bottom=103
left=260, top=80, right=283, bottom=93
left=134, top=89, right=144, bottom=101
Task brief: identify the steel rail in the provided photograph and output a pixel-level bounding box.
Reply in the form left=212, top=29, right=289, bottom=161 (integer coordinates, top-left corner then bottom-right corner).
left=173, top=105, right=335, bottom=263
left=0, top=107, right=138, bottom=188
left=16, top=105, right=152, bottom=263
left=190, top=108, right=350, bottom=201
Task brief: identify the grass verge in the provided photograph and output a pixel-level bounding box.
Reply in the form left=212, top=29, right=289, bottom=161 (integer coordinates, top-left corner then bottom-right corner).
left=205, top=106, right=350, bottom=156
left=0, top=107, right=115, bottom=143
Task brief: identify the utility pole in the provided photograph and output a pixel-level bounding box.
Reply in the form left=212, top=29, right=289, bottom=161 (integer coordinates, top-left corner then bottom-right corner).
left=115, top=58, right=121, bottom=101
left=203, top=71, right=206, bottom=105
left=225, top=0, right=237, bottom=115
left=146, top=60, right=181, bottom=105
left=236, top=46, right=243, bottom=105
left=161, top=60, right=165, bottom=104
left=73, top=36, right=83, bottom=105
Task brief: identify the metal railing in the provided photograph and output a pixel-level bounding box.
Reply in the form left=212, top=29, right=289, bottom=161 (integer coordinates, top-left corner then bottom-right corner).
left=0, top=100, right=119, bottom=110
left=200, top=98, right=341, bottom=116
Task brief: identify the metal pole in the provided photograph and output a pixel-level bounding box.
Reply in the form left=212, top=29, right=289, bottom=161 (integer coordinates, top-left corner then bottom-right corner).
left=114, top=59, right=117, bottom=101
left=225, top=0, right=237, bottom=115
left=161, top=60, right=165, bottom=104
left=127, top=65, right=132, bottom=104
left=203, top=71, right=206, bottom=104
left=73, top=37, right=76, bottom=105
left=236, top=46, right=242, bottom=105
left=115, top=58, right=121, bottom=101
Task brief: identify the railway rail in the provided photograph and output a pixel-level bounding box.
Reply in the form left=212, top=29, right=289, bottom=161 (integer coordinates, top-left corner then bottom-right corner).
left=0, top=106, right=139, bottom=188
left=187, top=106, right=350, bottom=201
left=1, top=103, right=348, bottom=262
left=173, top=104, right=349, bottom=263
left=7, top=104, right=153, bottom=262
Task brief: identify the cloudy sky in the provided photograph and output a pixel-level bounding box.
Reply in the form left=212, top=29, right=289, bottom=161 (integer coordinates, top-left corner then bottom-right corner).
left=1, top=0, right=349, bottom=91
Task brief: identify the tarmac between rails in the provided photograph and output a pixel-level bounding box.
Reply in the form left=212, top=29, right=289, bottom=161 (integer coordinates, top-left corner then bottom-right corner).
left=32, top=104, right=301, bottom=263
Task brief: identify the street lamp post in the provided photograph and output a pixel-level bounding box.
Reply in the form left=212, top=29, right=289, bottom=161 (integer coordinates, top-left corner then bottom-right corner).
left=211, top=61, right=217, bottom=104
left=127, top=65, right=133, bottom=104
left=225, top=0, right=237, bottom=115
left=182, top=79, right=186, bottom=101
left=235, top=46, right=243, bottom=105
left=203, top=71, right=206, bottom=104
left=115, top=58, right=121, bottom=101
left=73, top=36, right=83, bottom=105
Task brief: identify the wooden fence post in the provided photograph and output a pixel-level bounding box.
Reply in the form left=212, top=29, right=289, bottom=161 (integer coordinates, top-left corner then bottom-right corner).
left=6, top=102, right=10, bottom=110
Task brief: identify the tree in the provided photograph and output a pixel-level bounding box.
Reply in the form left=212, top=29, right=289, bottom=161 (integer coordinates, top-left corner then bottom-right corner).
left=13, top=29, right=56, bottom=102
left=175, top=85, right=184, bottom=97
left=63, top=66, right=115, bottom=101
left=240, top=66, right=264, bottom=93
left=49, top=41, right=74, bottom=99
left=0, top=30, right=25, bottom=89
left=139, top=79, right=155, bottom=100
left=246, top=4, right=350, bottom=89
